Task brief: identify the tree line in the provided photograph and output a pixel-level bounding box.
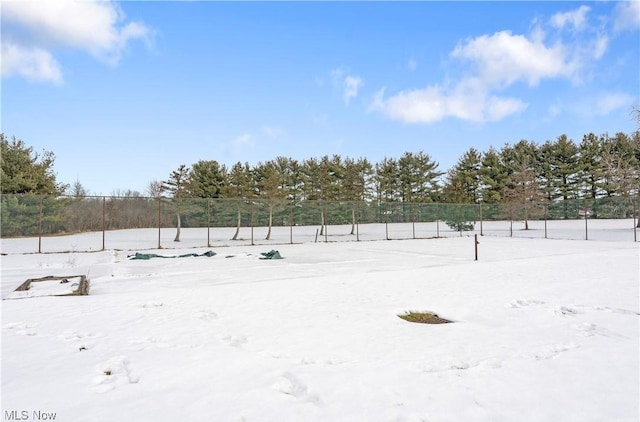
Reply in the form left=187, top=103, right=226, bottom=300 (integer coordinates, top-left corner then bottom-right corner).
left=2, top=131, right=639, bottom=204
left=160, top=132, right=639, bottom=205
left=1, top=131, right=639, bottom=237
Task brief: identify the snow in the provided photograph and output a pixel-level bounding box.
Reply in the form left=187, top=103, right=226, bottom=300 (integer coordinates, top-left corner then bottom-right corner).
left=1, top=223, right=639, bottom=421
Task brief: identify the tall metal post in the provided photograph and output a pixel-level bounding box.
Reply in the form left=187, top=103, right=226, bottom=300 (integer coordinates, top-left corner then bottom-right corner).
left=102, top=196, right=106, bottom=251
left=584, top=200, right=588, bottom=241
left=634, top=197, right=637, bottom=242
left=207, top=199, right=211, bottom=247
left=479, top=203, right=483, bottom=236
left=157, top=197, right=162, bottom=249
left=290, top=207, right=294, bottom=244
left=38, top=196, right=43, bottom=253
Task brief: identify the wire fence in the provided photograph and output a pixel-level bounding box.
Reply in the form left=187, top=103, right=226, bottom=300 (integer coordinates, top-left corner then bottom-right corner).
left=1, top=194, right=638, bottom=253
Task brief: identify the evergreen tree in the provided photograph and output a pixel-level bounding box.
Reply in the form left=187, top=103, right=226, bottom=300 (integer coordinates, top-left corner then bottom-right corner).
left=224, top=162, right=254, bottom=240
left=255, top=161, right=284, bottom=240
left=162, top=164, right=190, bottom=242
left=1, top=134, right=66, bottom=195
left=188, top=160, right=227, bottom=198
left=541, top=135, right=581, bottom=202
left=502, top=140, right=542, bottom=229
left=443, top=148, right=481, bottom=203
left=579, top=133, right=606, bottom=199
left=374, top=157, right=399, bottom=202
left=479, top=147, right=508, bottom=203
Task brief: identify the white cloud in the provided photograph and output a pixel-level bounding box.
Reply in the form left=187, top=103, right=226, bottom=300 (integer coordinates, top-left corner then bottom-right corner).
left=451, top=30, right=578, bottom=88
left=594, top=92, right=635, bottom=115
left=1, top=42, right=62, bottom=84
left=371, top=6, right=624, bottom=126
left=550, top=5, right=591, bottom=31
left=331, top=67, right=364, bottom=104
left=370, top=81, right=528, bottom=124
left=261, top=126, right=286, bottom=139
left=343, top=76, right=363, bottom=104
left=1, top=0, right=151, bottom=83
left=229, top=133, right=257, bottom=159
left=613, top=1, right=640, bottom=32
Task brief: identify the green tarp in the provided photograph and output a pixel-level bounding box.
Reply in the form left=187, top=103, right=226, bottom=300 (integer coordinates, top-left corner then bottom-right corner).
left=129, top=251, right=217, bottom=260
left=260, top=250, right=283, bottom=260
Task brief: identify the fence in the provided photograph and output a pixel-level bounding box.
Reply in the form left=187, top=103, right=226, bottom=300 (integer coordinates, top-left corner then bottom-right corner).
left=0, top=195, right=638, bottom=253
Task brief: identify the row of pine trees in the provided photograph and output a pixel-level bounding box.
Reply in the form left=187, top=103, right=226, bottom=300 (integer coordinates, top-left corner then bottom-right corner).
left=161, top=131, right=639, bottom=205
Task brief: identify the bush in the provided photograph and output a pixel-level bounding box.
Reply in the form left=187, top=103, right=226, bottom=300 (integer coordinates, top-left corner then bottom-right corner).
left=445, top=220, right=475, bottom=231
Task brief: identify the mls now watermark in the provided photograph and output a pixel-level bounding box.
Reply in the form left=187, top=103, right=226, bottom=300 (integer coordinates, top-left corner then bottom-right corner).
left=4, top=410, right=57, bottom=421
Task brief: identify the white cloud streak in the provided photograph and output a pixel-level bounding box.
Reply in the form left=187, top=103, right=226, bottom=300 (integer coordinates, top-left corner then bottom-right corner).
left=331, top=67, right=364, bottom=104
left=613, top=1, right=640, bottom=32
left=550, top=5, right=590, bottom=31
left=1, top=0, right=151, bottom=83
left=594, top=92, right=635, bottom=116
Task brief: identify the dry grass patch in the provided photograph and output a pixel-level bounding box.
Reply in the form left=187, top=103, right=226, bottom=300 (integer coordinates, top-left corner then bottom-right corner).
left=398, top=311, right=453, bottom=324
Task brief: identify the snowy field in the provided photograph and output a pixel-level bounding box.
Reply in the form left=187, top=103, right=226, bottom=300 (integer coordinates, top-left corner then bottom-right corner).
left=1, top=218, right=638, bottom=254
left=1, top=224, right=639, bottom=421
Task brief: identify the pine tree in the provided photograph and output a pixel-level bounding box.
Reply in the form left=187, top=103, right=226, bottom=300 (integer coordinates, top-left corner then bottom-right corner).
left=162, top=164, right=190, bottom=242
left=1, top=134, right=66, bottom=195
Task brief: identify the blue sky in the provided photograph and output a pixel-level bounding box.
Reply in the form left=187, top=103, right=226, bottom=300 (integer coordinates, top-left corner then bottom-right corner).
left=2, top=1, right=639, bottom=196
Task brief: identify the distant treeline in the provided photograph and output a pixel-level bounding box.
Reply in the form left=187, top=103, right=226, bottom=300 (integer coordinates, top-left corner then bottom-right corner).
left=2, top=131, right=639, bottom=237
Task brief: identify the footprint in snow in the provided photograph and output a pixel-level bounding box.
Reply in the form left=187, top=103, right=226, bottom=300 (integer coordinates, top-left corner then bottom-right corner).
left=92, top=356, right=139, bottom=393
left=139, top=302, right=166, bottom=309
left=505, top=299, right=546, bottom=309
left=220, top=334, right=248, bottom=348
left=574, top=322, right=627, bottom=339
left=529, top=343, right=580, bottom=360
left=553, top=306, right=580, bottom=316
left=58, top=329, right=99, bottom=351
left=273, top=372, right=320, bottom=404
left=193, top=309, right=218, bottom=321
left=592, top=306, right=640, bottom=316
left=3, top=321, right=38, bottom=336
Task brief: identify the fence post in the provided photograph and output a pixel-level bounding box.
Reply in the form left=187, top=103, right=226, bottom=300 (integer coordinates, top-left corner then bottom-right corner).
left=458, top=204, right=462, bottom=237
left=356, top=202, right=360, bottom=242
left=479, top=203, right=483, bottom=236
left=102, top=196, right=106, bottom=251
left=412, top=207, right=416, bottom=240
left=474, top=234, right=479, bottom=261
left=544, top=204, right=548, bottom=239
left=250, top=202, right=254, bottom=246
left=584, top=200, right=589, bottom=241
left=436, top=204, right=440, bottom=238
left=207, top=199, right=211, bottom=247
left=385, top=202, right=389, bottom=240
left=634, top=197, right=638, bottom=242
left=510, top=204, right=514, bottom=237
left=157, top=197, right=162, bottom=249
left=290, top=207, right=294, bottom=244
left=38, top=196, right=43, bottom=253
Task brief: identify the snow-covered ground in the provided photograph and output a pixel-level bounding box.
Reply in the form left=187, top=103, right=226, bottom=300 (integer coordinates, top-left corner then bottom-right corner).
left=2, top=218, right=637, bottom=254
left=1, top=225, right=639, bottom=421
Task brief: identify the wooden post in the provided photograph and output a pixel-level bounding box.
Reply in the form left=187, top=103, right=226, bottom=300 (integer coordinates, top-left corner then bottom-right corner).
left=474, top=234, right=479, bottom=261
